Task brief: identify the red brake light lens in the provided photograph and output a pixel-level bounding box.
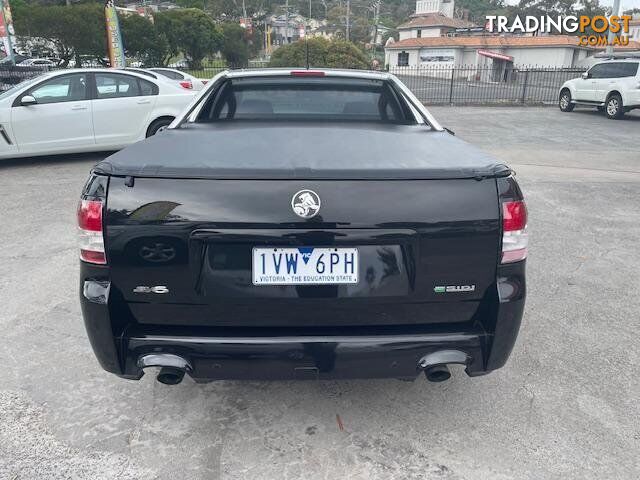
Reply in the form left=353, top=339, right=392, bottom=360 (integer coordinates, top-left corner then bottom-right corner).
left=179, top=80, right=193, bottom=89
left=291, top=70, right=325, bottom=77
left=502, top=201, right=527, bottom=231
left=77, top=199, right=106, bottom=264
left=78, top=199, right=103, bottom=231
left=501, top=200, right=528, bottom=264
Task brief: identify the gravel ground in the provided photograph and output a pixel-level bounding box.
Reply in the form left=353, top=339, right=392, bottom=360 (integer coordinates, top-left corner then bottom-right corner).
left=0, top=106, right=638, bottom=480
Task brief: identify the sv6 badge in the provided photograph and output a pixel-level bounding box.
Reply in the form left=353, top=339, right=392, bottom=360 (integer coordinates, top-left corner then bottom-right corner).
left=133, top=285, right=170, bottom=294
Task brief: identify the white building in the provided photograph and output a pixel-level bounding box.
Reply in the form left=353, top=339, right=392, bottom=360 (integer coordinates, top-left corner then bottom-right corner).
left=386, top=0, right=640, bottom=73
left=629, top=18, right=640, bottom=42
left=397, top=0, right=477, bottom=41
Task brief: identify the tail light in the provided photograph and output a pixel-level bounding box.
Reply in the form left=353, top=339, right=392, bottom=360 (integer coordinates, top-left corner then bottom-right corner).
left=501, top=200, right=528, bottom=263
left=179, top=80, right=193, bottom=89
left=291, top=70, right=325, bottom=77
left=77, top=199, right=106, bottom=264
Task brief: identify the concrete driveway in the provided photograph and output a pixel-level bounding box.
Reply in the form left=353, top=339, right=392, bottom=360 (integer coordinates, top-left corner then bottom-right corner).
left=0, top=107, right=638, bottom=480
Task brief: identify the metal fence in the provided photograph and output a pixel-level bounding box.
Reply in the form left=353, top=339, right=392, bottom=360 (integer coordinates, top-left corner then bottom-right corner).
left=391, top=65, right=586, bottom=105
left=1, top=62, right=585, bottom=106
left=0, top=65, right=50, bottom=92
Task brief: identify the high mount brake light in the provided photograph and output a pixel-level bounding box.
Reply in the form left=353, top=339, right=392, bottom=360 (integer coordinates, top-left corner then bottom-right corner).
left=501, top=200, right=528, bottom=264
left=77, top=199, right=106, bottom=264
left=179, top=80, right=193, bottom=89
left=291, top=71, right=325, bottom=77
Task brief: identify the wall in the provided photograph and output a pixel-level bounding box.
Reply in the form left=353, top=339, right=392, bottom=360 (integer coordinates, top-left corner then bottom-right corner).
left=503, top=47, right=575, bottom=67
left=386, top=45, right=590, bottom=71
left=399, top=27, right=443, bottom=40
left=386, top=49, right=421, bottom=69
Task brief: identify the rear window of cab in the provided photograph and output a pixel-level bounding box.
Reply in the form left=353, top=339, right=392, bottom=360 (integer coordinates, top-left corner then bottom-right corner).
left=196, top=77, right=416, bottom=124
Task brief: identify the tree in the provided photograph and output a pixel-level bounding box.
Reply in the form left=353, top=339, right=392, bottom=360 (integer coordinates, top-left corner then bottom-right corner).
left=119, top=13, right=169, bottom=67
left=454, top=0, right=506, bottom=23
left=269, top=37, right=369, bottom=69
left=508, top=0, right=606, bottom=33
left=221, top=23, right=250, bottom=67
left=14, top=3, right=106, bottom=66
left=155, top=9, right=223, bottom=69
left=325, top=5, right=371, bottom=44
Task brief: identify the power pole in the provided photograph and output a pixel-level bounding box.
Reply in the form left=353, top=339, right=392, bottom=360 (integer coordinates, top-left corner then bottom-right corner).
left=285, top=0, right=290, bottom=44
left=372, top=0, right=380, bottom=60
left=606, top=0, right=621, bottom=55
left=346, top=0, right=350, bottom=41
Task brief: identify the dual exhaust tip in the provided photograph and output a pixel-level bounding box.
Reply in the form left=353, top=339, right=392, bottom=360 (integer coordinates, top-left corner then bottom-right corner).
left=138, top=349, right=468, bottom=385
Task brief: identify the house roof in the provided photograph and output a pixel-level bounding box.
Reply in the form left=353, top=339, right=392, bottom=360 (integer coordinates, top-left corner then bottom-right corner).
left=386, top=35, right=640, bottom=51
left=397, top=13, right=476, bottom=30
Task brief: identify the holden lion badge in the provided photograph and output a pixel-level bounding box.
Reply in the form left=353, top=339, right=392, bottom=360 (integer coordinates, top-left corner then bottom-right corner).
left=292, top=190, right=321, bottom=219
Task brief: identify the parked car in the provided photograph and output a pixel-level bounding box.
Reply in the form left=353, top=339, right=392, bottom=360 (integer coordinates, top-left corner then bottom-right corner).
left=168, top=59, right=190, bottom=69
left=17, top=58, right=58, bottom=67
left=559, top=57, right=640, bottom=119
left=0, top=68, right=195, bottom=159
left=122, top=67, right=197, bottom=91
left=79, top=69, right=528, bottom=386
left=149, top=67, right=206, bottom=91
left=1, top=54, right=31, bottom=65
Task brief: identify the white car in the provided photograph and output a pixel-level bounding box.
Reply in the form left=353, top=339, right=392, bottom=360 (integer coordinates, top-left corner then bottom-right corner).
left=559, top=57, right=640, bottom=119
left=124, top=67, right=205, bottom=91
left=168, top=60, right=190, bottom=69
left=0, top=68, right=195, bottom=159
left=17, top=58, right=57, bottom=67
left=149, top=68, right=207, bottom=91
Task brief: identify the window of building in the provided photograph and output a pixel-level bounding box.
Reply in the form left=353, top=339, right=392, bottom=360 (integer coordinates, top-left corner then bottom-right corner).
left=417, top=29, right=422, bottom=38
left=398, top=51, right=409, bottom=67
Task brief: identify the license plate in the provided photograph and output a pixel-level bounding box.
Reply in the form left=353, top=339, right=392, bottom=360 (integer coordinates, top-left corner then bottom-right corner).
left=252, top=247, right=359, bottom=285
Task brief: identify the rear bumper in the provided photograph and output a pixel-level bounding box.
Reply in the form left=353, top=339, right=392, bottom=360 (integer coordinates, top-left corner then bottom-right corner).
left=122, top=326, right=488, bottom=381
left=80, top=261, right=525, bottom=381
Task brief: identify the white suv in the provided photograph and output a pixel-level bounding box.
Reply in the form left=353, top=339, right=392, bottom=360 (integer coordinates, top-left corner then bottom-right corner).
left=559, top=58, right=640, bottom=119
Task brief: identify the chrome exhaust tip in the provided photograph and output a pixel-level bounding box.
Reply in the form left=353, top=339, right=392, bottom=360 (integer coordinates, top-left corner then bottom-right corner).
left=418, top=350, right=468, bottom=383
left=137, top=353, right=192, bottom=385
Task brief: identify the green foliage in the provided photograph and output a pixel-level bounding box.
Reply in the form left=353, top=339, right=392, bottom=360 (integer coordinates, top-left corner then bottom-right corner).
left=508, top=0, right=606, bottom=33
left=269, top=37, right=369, bottom=69
left=455, top=0, right=507, bottom=23
left=154, top=9, right=223, bottom=69
left=326, top=5, right=371, bottom=44
left=220, top=23, right=249, bottom=67
left=13, top=3, right=106, bottom=65
left=119, top=14, right=169, bottom=67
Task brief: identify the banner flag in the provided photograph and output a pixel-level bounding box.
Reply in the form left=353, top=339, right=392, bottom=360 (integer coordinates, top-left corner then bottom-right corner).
left=105, top=0, right=125, bottom=68
left=0, top=0, right=15, bottom=63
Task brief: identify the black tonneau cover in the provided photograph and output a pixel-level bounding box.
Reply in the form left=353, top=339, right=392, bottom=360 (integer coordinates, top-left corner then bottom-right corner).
left=94, top=122, right=511, bottom=180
